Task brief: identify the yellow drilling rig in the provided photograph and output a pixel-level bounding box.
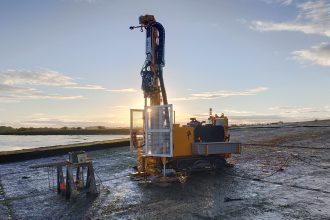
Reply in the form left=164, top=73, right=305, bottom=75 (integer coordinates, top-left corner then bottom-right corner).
left=129, top=15, right=241, bottom=177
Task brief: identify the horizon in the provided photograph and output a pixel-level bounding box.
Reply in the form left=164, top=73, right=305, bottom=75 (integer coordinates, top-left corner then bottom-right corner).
left=2, top=117, right=329, bottom=129
left=1, top=0, right=330, bottom=128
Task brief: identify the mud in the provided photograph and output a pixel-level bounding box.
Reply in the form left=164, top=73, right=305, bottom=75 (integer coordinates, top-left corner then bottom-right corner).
left=0, top=124, right=330, bottom=219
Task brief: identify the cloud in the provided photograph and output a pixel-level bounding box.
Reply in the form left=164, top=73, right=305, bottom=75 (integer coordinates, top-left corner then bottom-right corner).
left=5, top=113, right=129, bottom=128
left=66, top=85, right=106, bottom=90
left=223, top=109, right=255, bottom=115
left=73, top=0, right=99, bottom=3
left=0, top=84, right=83, bottom=102
left=292, top=42, right=330, bottom=66
left=251, top=0, right=330, bottom=37
left=107, top=88, right=138, bottom=93
left=0, top=69, right=91, bottom=102
left=0, top=69, right=105, bottom=90
left=280, top=0, right=293, bottom=5
left=172, top=87, right=268, bottom=101
left=0, top=69, right=137, bottom=102
left=259, top=0, right=294, bottom=6
left=0, top=69, right=74, bottom=86
left=62, top=0, right=100, bottom=3
left=218, top=105, right=330, bottom=124
left=109, top=105, right=130, bottom=109
left=269, top=106, right=330, bottom=116
left=192, top=87, right=268, bottom=98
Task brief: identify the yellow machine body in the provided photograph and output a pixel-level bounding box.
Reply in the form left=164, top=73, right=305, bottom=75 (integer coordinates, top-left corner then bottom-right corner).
left=172, top=125, right=194, bottom=157
left=172, top=124, right=233, bottom=159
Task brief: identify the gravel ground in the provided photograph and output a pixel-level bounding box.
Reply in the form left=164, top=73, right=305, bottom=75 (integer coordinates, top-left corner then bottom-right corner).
left=0, top=123, right=330, bottom=219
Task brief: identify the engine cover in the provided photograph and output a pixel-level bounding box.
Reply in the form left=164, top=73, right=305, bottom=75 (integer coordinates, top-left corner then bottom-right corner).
left=194, top=125, right=225, bottom=142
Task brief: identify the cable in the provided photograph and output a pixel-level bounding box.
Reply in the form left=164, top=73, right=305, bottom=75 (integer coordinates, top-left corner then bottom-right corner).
left=232, top=150, right=286, bottom=162
left=256, top=154, right=292, bottom=179
left=94, top=171, right=115, bottom=192
left=224, top=170, right=330, bottom=194
left=224, top=152, right=330, bottom=194
left=291, top=154, right=330, bottom=169
left=227, top=154, right=293, bottom=181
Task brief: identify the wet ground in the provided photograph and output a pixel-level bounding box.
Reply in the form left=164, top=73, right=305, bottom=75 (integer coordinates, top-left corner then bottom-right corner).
left=1, top=123, right=330, bottom=219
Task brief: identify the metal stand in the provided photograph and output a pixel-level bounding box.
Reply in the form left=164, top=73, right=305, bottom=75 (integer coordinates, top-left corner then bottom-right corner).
left=31, top=160, right=98, bottom=199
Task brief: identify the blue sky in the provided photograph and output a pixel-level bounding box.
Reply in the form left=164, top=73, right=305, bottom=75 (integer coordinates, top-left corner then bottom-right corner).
left=1, top=0, right=329, bottom=127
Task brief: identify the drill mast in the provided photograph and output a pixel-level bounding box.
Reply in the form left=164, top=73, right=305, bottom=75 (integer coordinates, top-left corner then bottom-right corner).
left=130, top=15, right=168, bottom=107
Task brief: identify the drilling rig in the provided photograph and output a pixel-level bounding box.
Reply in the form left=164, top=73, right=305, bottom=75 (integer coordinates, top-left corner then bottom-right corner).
left=130, top=15, right=241, bottom=177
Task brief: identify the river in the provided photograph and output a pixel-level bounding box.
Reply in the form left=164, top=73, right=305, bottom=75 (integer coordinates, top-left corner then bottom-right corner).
left=0, top=135, right=129, bottom=152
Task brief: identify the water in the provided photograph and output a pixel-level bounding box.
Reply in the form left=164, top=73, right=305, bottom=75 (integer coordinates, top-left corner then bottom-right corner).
left=0, top=135, right=129, bottom=152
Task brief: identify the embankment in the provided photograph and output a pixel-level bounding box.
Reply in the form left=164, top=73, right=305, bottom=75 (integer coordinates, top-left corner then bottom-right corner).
left=0, top=138, right=129, bottom=164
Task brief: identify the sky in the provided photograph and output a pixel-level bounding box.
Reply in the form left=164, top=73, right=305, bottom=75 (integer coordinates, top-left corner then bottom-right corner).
left=0, top=0, right=329, bottom=127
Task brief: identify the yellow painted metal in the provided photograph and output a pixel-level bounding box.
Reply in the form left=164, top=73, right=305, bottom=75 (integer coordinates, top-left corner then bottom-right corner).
left=138, top=138, right=159, bottom=175
left=223, top=153, right=231, bottom=158
left=139, top=15, right=156, bottom=26
left=222, top=115, right=229, bottom=141
left=137, top=144, right=144, bottom=173
left=173, top=125, right=194, bottom=157
left=144, top=157, right=159, bottom=176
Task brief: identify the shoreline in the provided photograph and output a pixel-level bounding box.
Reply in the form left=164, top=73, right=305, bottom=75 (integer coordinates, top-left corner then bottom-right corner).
left=0, top=129, right=130, bottom=135
left=0, top=138, right=130, bottom=164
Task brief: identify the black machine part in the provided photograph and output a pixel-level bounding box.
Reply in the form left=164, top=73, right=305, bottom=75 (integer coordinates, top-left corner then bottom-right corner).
left=140, top=69, right=155, bottom=94
left=168, top=156, right=227, bottom=172
left=194, top=125, right=225, bottom=142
